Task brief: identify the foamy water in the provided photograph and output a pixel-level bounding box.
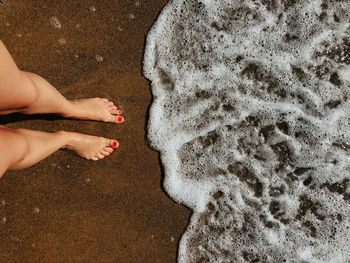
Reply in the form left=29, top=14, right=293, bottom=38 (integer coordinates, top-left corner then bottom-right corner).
left=144, top=0, right=350, bottom=262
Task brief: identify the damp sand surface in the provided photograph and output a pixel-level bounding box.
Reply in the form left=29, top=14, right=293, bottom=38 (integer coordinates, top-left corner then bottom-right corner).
left=0, top=1, right=190, bottom=262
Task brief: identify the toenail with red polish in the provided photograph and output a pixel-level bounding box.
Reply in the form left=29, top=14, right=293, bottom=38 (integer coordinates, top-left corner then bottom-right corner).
left=117, top=110, right=121, bottom=114
left=113, top=141, right=118, bottom=148
left=118, top=116, right=123, bottom=123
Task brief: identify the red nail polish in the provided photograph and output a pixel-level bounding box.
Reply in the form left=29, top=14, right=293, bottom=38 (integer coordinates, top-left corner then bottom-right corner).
left=113, top=141, right=117, bottom=147
left=118, top=116, right=123, bottom=123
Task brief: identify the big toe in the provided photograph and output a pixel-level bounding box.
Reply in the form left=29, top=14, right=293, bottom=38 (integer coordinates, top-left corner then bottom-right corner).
left=105, top=139, right=119, bottom=148
left=111, top=115, right=124, bottom=124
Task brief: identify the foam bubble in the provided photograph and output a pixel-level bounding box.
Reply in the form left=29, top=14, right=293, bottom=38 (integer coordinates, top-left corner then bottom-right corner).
left=49, top=17, right=61, bottom=29
left=144, top=0, right=350, bottom=262
left=57, top=38, right=66, bottom=45
left=95, top=55, right=103, bottom=62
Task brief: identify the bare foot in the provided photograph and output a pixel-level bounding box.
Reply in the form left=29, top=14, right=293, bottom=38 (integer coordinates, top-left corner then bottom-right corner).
left=63, top=131, right=119, bottom=161
left=65, top=98, right=124, bottom=124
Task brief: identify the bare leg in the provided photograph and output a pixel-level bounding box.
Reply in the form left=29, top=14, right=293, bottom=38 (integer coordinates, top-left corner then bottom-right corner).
left=19, top=72, right=124, bottom=124
left=0, top=125, right=30, bottom=176
left=0, top=41, right=39, bottom=112
left=0, top=40, right=124, bottom=123
left=7, top=128, right=118, bottom=171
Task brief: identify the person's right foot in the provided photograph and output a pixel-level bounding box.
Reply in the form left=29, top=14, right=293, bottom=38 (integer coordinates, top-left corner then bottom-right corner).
left=63, top=131, right=118, bottom=161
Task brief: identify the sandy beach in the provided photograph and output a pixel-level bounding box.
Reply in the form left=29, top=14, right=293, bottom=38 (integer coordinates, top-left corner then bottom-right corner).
left=0, top=0, right=190, bottom=262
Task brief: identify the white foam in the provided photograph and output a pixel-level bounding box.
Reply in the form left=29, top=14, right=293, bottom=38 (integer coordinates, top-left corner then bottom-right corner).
left=297, top=248, right=313, bottom=261
left=49, top=17, right=61, bottom=29
left=95, top=55, right=103, bottom=62
left=57, top=38, right=66, bottom=45
left=144, top=0, right=350, bottom=262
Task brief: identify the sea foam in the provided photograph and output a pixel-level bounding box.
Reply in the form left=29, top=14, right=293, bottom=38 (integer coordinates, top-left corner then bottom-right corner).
left=144, top=0, right=350, bottom=262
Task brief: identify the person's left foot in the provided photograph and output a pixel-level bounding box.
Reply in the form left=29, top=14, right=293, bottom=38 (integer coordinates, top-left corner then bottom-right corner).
left=65, top=98, right=124, bottom=124
left=63, top=131, right=118, bottom=161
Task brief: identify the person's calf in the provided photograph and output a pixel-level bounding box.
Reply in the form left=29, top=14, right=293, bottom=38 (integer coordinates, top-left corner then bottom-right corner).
left=18, top=71, right=73, bottom=116
left=0, top=71, right=39, bottom=115
left=0, top=126, right=30, bottom=173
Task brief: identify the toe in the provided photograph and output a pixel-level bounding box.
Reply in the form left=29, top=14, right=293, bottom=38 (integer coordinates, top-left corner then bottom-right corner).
left=102, top=149, right=110, bottom=156
left=97, top=153, right=105, bottom=159
left=112, top=115, right=124, bottom=124
left=92, top=157, right=99, bottom=161
left=108, top=105, right=121, bottom=115
left=107, top=101, right=117, bottom=109
left=108, top=139, right=119, bottom=148
left=102, top=98, right=109, bottom=103
left=103, top=147, right=114, bottom=153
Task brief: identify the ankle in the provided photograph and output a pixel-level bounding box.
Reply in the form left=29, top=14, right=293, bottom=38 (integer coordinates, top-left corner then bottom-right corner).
left=56, top=131, right=75, bottom=149
left=59, top=101, right=79, bottom=118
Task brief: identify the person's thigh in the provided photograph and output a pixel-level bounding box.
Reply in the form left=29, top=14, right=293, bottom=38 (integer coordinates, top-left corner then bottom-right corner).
left=0, top=40, right=38, bottom=113
left=0, top=125, right=29, bottom=177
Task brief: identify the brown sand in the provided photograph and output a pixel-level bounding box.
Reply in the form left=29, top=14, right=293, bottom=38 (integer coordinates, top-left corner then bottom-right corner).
left=0, top=0, right=191, bottom=262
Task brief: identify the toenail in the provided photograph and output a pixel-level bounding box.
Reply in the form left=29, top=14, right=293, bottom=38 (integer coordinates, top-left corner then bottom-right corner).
left=117, top=110, right=122, bottom=114
left=117, top=116, right=123, bottom=123
left=113, top=141, right=118, bottom=148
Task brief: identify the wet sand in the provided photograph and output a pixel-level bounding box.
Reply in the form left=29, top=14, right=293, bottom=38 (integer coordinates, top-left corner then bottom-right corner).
left=0, top=1, right=190, bottom=262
